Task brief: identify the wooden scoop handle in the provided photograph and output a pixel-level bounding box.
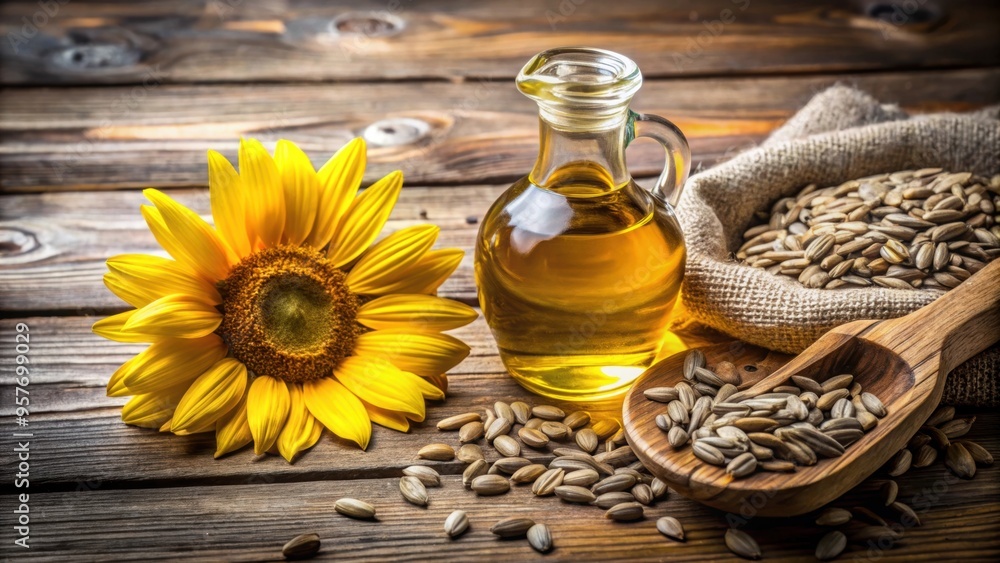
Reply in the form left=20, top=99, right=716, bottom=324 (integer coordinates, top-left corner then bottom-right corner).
left=864, top=258, right=1000, bottom=378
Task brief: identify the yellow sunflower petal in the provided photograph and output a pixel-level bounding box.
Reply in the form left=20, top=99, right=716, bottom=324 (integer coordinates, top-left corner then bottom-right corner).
left=239, top=138, right=285, bottom=247
left=357, top=294, right=478, bottom=332
left=371, top=248, right=465, bottom=295
left=362, top=400, right=410, bottom=432
left=345, top=224, right=440, bottom=295
left=106, top=254, right=221, bottom=307
left=333, top=356, right=425, bottom=421
left=171, top=358, right=248, bottom=434
left=247, top=375, right=291, bottom=455
left=144, top=188, right=236, bottom=282
left=214, top=390, right=253, bottom=459
left=120, top=334, right=227, bottom=396
left=396, top=369, right=446, bottom=401
left=277, top=384, right=323, bottom=462
left=121, top=384, right=188, bottom=429
left=106, top=356, right=135, bottom=396
left=354, top=329, right=470, bottom=377
left=274, top=140, right=320, bottom=246
left=208, top=150, right=253, bottom=258
left=302, top=377, right=371, bottom=450
left=326, top=170, right=403, bottom=267
left=123, top=294, right=223, bottom=339
left=93, top=310, right=156, bottom=343
left=307, top=138, right=366, bottom=249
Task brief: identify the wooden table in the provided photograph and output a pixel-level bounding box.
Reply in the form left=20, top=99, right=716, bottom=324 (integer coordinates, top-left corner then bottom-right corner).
left=1, top=1, right=998, bottom=560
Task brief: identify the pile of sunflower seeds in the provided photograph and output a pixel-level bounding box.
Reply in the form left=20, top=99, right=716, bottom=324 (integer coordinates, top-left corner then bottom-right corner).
left=738, top=170, right=1000, bottom=290
left=280, top=395, right=993, bottom=561
left=645, top=350, right=886, bottom=477
left=426, top=401, right=674, bottom=554
left=798, top=404, right=993, bottom=560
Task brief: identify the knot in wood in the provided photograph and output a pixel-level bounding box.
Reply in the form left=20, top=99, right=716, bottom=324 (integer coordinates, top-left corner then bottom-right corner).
left=331, top=12, right=405, bottom=38
left=0, top=227, right=39, bottom=258
left=362, top=117, right=430, bottom=147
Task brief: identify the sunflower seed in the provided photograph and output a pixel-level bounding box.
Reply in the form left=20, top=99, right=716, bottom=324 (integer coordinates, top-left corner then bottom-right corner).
left=725, top=528, right=762, bottom=560
left=816, top=507, right=852, bottom=526
left=859, top=392, right=887, bottom=417
left=485, top=417, right=512, bottom=442
left=925, top=405, right=955, bottom=426
left=334, top=498, right=376, bottom=520
left=510, top=401, right=531, bottom=424
left=511, top=463, right=548, bottom=484
left=597, top=445, right=637, bottom=467
left=417, top=443, right=455, bottom=461
left=517, top=427, right=549, bottom=450
left=458, top=421, right=484, bottom=443
left=437, top=412, right=482, bottom=431
left=524, top=417, right=544, bottom=430
left=656, top=516, right=685, bottom=541
left=574, top=428, right=599, bottom=453
left=399, top=475, right=429, bottom=506
left=664, top=426, right=689, bottom=448
left=887, top=449, right=912, bottom=477
left=457, top=443, right=484, bottom=463
left=591, top=473, right=636, bottom=495
left=644, top=387, right=680, bottom=403
left=912, top=444, right=938, bottom=468
left=563, top=468, right=600, bottom=487
left=945, top=442, right=976, bottom=479
left=527, top=523, right=553, bottom=553
left=444, top=510, right=469, bottom=538
left=759, top=460, right=796, bottom=472
left=605, top=502, right=644, bottom=522
left=531, top=468, right=565, bottom=496
left=626, top=483, right=652, bottom=506
left=549, top=483, right=596, bottom=503
left=493, top=401, right=515, bottom=423
left=957, top=441, right=994, bottom=465
left=880, top=480, right=898, bottom=506
left=491, top=517, right=534, bottom=538
left=592, top=419, right=622, bottom=442
left=532, top=405, right=566, bottom=420
left=692, top=441, right=726, bottom=466
left=563, top=410, right=591, bottom=429
left=683, top=349, right=706, bottom=379
left=540, top=421, right=571, bottom=440
left=282, top=533, right=321, bottom=560
left=472, top=474, right=511, bottom=496
left=493, top=435, right=521, bottom=457
left=923, top=425, right=951, bottom=449
left=815, top=530, right=846, bottom=561
left=726, top=453, right=757, bottom=477
left=462, top=459, right=488, bottom=488
left=939, top=416, right=975, bottom=438
left=891, top=500, right=921, bottom=526
left=402, top=466, right=441, bottom=487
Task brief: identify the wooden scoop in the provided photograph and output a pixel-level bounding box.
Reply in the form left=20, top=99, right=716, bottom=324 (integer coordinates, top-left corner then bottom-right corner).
left=622, top=259, right=1000, bottom=516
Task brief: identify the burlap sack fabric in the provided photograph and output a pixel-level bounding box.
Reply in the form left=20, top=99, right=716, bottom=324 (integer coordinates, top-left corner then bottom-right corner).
left=673, top=85, right=1000, bottom=406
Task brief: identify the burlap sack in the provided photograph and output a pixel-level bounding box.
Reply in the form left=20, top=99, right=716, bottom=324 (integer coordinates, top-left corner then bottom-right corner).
left=673, top=85, right=1000, bottom=407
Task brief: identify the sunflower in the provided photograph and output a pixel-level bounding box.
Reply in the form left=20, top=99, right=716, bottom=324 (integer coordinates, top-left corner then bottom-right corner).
left=95, top=138, right=477, bottom=462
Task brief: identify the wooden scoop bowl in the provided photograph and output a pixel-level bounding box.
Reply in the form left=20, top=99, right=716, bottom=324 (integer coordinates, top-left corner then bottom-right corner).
left=623, top=259, right=1000, bottom=516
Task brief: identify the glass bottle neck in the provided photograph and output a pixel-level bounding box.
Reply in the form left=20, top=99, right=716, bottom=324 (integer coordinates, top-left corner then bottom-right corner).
left=528, top=113, right=632, bottom=194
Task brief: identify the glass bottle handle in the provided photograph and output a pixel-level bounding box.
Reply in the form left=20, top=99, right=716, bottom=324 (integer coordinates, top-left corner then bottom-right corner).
left=627, top=110, right=691, bottom=207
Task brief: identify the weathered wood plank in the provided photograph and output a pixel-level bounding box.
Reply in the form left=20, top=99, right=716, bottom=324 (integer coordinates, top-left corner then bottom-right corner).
left=6, top=414, right=998, bottom=561
left=2, top=68, right=998, bottom=191
left=0, top=185, right=496, bottom=312
left=1, top=0, right=997, bottom=86
left=1, top=315, right=706, bottom=491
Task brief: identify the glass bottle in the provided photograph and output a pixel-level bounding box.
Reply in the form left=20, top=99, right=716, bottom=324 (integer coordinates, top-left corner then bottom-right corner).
left=475, top=47, right=691, bottom=401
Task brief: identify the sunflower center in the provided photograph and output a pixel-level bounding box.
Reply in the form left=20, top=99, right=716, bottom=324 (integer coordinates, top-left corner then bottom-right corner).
left=217, top=245, right=360, bottom=383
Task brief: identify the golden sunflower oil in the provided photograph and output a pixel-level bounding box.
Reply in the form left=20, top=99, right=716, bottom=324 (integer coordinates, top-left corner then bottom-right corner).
left=476, top=165, right=685, bottom=401
left=476, top=47, right=691, bottom=401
